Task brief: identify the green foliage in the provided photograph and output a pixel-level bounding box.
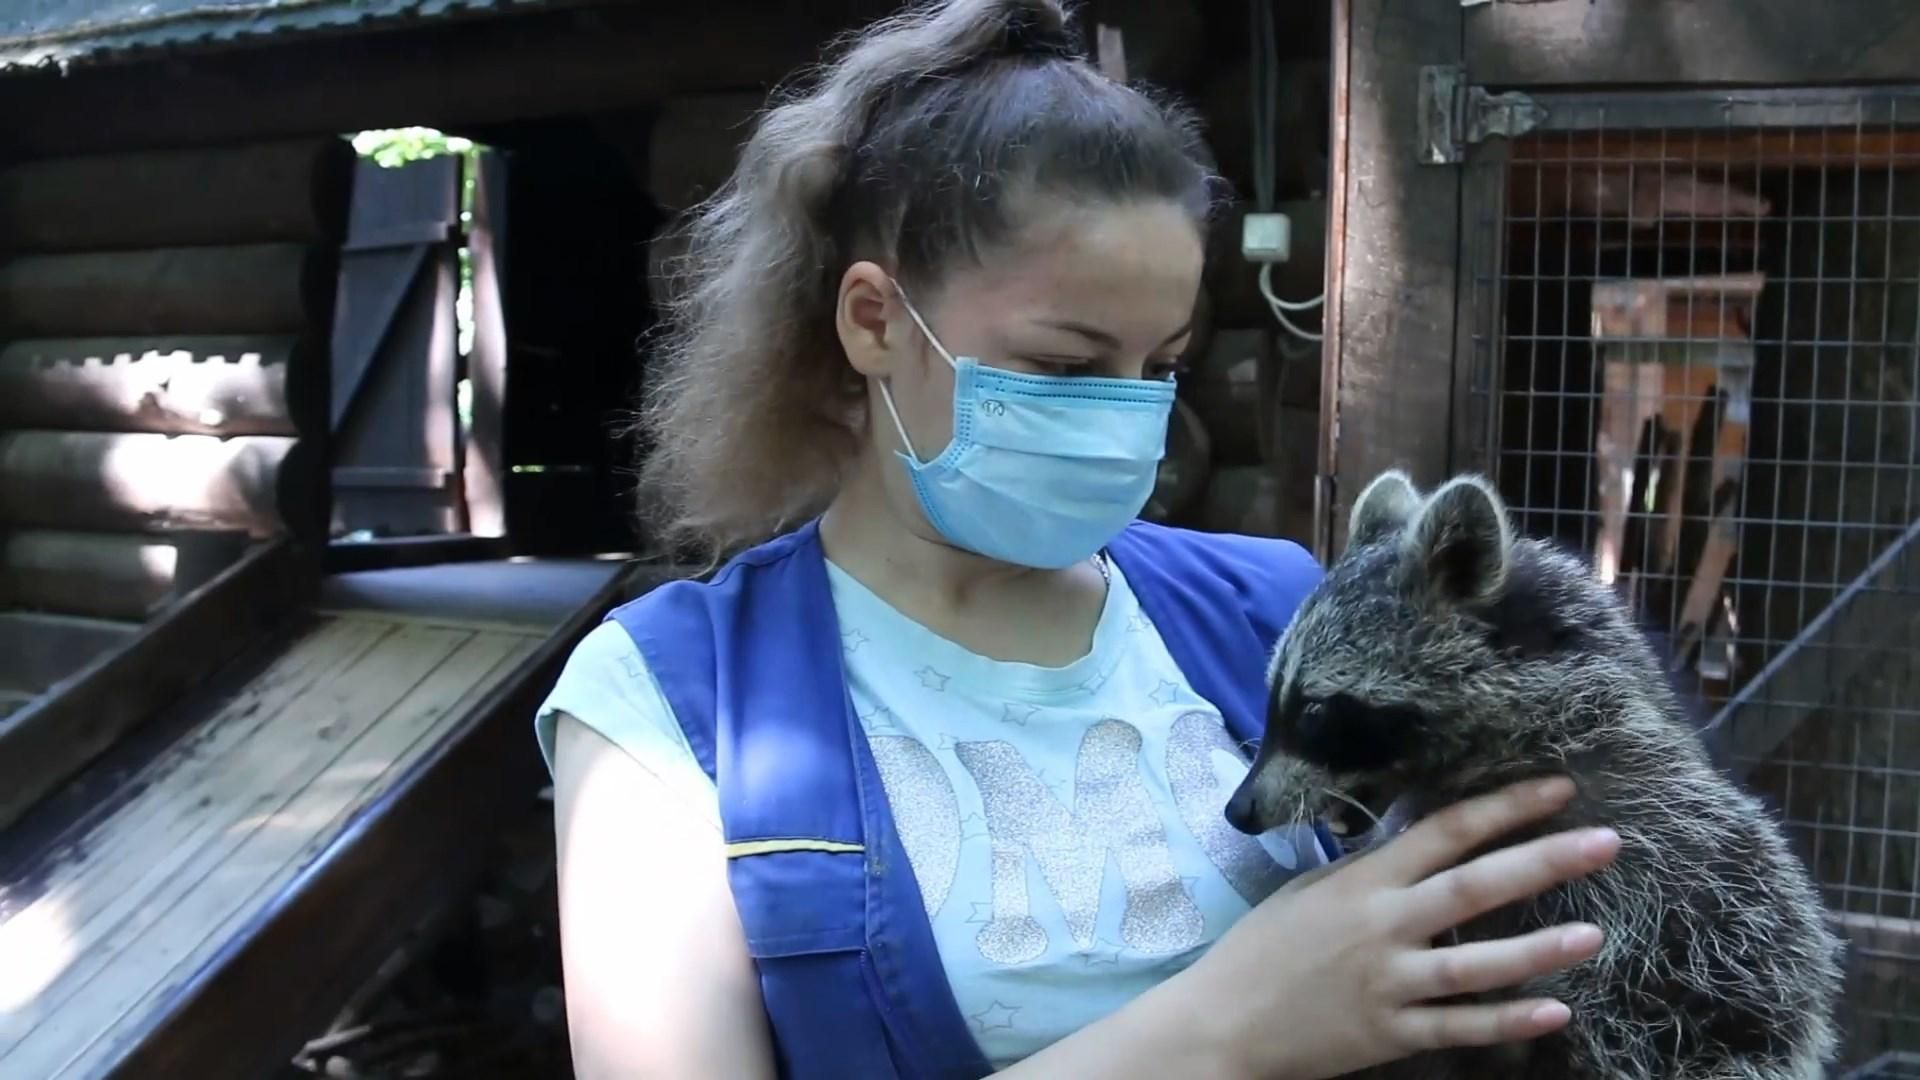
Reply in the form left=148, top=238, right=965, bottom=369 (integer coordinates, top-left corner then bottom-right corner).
left=350, top=126, right=474, bottom=169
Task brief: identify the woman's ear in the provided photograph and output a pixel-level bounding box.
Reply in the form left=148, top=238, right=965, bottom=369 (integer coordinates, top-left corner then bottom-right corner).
left=837, top=260, right=903, bottom=379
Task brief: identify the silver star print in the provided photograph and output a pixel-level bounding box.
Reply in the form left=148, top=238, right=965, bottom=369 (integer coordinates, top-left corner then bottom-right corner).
left=858, top=705, right=898, bottom=733
left=620, top=654, right=645, bottom=680
left=916, top=666, right=951, bottom=691
left=971, top=1001, right=1020, bottom=1032
left=1127, top=611, right=1151, bottom=633
left=1077, top=669, right=1110, bottom=694
left=966, top=901, right=995, bottom=925
left=1149, top=679, right=1180, bottom=705
left=1002, top=703, right=1039, bottom=726
left=842, top=629, right=871, bottom=653
left=1079, top=943, right=1124, bottom=967
left=960, top=812, right=988, bottom=842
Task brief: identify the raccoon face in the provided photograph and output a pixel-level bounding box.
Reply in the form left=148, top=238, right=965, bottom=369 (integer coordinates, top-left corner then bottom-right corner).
left=1226, top=469, right=1607, bottom=839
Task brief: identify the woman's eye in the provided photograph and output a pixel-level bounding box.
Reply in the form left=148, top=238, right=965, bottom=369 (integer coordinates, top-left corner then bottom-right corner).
left=1146, top=360, right=1183, bottom=382
left=1020, top=356, right=1087, bottom=375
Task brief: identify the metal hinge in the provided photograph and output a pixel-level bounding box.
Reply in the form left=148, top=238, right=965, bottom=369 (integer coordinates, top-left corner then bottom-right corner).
left=1417, top=65, right=1547, bottom=165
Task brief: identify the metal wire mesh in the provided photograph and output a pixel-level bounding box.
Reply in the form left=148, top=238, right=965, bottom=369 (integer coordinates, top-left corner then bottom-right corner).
left=1461, top=89, right=1920, bottom=1068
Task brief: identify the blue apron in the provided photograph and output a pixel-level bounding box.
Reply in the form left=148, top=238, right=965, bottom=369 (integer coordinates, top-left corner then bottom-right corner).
left=610, top=518, right=1332, bottom=1078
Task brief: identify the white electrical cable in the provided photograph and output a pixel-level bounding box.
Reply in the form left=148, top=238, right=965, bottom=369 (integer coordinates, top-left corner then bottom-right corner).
left=1249, top=0, right=1323, bottom=347
left=1259, top=262, right=1324, bottom=342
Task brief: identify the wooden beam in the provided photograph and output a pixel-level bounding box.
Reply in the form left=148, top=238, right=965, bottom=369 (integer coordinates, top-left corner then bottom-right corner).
left=89, top=562, right=631, bottom=1080
left=1323, top=0, right=1463, bottom=555
left=0, top=244, right=334, bottom=338
left=1711, top=513, right=1920, bottom=779
left=0, top=336, right=304, bottom=437
left=0, top=3, right=899, bottom=158
left=0, top=528, right=248, bottom=620
left=0, top=611, right=138, bottom=695
left=1512, top=130, right=1920, bottom=171
left=324, top=533, right=511, bottom=574
left=0, top=430, right=304, bottom=538
left=1465, top=0, right=1920, bottom=88
left=0, top=137, right=352, bottom=254
left=0, top=537, right=310, bottom=833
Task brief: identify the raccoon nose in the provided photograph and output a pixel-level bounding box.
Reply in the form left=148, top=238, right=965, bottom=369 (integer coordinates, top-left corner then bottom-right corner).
left=1224, top=784, right=1262, bottom=836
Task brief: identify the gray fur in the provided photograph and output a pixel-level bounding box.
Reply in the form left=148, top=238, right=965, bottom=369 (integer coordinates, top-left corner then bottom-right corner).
left=1231, top=469, right=1846, bottom=1080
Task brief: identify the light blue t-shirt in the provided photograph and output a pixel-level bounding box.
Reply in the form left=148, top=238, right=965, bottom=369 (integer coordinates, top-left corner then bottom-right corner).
left=536, top=556, right=1316, bottom=1069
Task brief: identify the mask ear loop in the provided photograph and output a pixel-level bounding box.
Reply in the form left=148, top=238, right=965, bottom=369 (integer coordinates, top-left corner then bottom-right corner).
left=875, top=278, right=960, bottom=464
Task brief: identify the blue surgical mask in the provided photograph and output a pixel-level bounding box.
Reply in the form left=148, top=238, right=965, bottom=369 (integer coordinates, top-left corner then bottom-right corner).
left=873, top=283, right=1176, bottom=570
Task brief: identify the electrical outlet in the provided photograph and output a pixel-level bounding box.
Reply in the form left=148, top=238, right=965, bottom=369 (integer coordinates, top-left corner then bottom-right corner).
left=1240, top=212, right=1292, bottom=263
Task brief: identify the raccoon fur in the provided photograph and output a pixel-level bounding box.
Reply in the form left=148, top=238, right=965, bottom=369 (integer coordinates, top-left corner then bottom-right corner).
left=1224, top=468, right=1845, bottom=1080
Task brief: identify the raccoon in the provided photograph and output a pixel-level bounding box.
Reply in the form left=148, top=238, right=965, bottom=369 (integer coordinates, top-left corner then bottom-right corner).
left=1224, top=468, right=1845, bottom=1080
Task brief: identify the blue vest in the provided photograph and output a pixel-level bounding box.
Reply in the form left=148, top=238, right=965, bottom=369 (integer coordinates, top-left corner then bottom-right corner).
left=609, top=518, right=1332, bottom=1079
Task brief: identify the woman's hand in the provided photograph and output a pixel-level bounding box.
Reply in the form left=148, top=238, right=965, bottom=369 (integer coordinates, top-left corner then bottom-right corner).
left=1185, top=775, right=1618, bottom=1080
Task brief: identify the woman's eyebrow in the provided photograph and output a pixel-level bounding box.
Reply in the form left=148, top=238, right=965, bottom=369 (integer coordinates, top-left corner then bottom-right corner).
left=1036, top=319, right=1195, bottom=349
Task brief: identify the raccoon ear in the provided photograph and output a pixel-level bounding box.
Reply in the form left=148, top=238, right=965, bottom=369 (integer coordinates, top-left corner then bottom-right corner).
left=1404, top=475, right=1513, bottom=606
left=1349, top=469, right=1422, bottom=546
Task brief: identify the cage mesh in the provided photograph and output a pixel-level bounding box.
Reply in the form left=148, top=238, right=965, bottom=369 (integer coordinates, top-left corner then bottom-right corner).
left=1461, top=91, right=1920, bottom=1068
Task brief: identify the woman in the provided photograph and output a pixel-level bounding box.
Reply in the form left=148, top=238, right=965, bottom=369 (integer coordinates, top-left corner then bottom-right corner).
left=536, top=1, right=1620, bottom=1076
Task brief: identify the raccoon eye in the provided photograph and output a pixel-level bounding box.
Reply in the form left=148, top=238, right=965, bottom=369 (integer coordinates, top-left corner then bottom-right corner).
left=1297, top=700, right=1327, bottom=738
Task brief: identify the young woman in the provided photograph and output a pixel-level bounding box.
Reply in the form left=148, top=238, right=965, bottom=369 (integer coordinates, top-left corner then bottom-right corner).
left=537, top=1, right=1621, bottom=1076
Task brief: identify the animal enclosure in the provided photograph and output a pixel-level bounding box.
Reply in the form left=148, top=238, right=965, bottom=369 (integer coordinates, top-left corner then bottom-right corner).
left=1453, top=86, right=1920, bottom=1071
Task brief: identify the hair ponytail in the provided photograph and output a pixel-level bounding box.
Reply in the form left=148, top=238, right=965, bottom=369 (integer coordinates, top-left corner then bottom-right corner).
left=635, top=0, right=1217, bottom=562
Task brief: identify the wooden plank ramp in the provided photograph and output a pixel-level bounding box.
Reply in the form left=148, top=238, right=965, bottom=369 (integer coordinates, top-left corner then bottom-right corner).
left=0, top=556, right=635, bottom=1080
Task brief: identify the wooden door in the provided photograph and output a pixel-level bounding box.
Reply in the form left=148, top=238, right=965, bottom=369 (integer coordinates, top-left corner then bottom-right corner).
left=330, top=155, right=464, bottom=537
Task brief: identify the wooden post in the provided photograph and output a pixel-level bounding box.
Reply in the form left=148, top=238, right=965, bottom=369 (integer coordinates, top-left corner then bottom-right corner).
left=0, top=337, right=303, bottom=437
left=464, top=151, right=509, bottom=539
left=1322, top=0, right=1464, bottom=556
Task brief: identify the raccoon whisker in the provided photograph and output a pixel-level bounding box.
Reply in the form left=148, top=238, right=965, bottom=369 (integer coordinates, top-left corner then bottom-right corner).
left=1321, top=786, right=1385, bottom=837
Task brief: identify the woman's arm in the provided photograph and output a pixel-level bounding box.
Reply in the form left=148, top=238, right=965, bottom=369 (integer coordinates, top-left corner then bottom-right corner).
left=550, top=711, right=777, bottom=1079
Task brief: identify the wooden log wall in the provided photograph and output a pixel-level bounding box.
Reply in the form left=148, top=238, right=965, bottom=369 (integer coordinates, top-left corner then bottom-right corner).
left=633, top=2, right=1334, bottom=547
left=0, top=136, right=349, bottom=641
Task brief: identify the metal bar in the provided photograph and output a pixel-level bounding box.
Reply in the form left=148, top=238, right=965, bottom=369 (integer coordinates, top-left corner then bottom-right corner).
left=1517, top=85, right=1920, bottom=134
left=1707, top=512, right=1920, bottom=779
